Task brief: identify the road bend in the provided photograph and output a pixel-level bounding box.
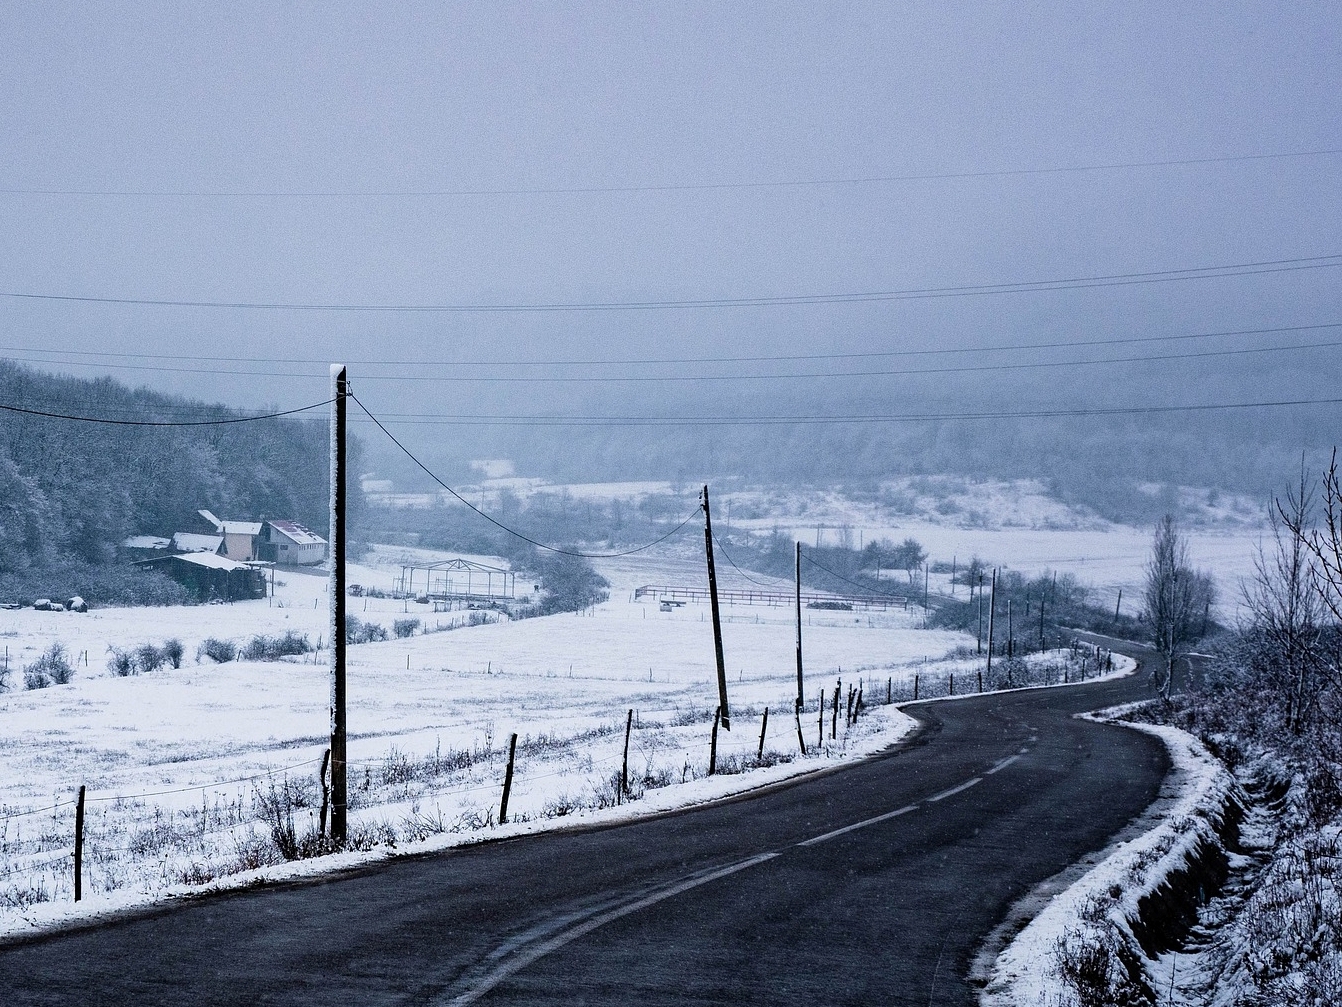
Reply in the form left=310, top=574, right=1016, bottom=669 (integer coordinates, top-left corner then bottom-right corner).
left=3, top=649, right=1169, bottom=1006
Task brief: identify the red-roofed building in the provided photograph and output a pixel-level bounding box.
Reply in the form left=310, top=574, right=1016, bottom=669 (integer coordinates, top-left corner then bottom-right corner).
left=258, top=520, right=327, bottom=566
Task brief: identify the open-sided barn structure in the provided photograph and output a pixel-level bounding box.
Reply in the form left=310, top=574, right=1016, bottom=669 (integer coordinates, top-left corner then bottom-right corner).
left=393, top=558, right=516, bottom=602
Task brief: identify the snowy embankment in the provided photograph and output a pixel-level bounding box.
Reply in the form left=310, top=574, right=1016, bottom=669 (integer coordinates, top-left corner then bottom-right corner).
left=982, top=712, right=1238, bottom=1007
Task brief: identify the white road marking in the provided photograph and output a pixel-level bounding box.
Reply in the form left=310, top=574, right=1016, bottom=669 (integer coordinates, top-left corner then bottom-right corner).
left=927, top=777, right=982, bottom=802
left=796, top=804, right=919, bottom=847
left=442, top=773, right=996, bottom=1000
left=985, top=754, right=1021, bottom=775
left=440, top=852, right=779, bottom=1005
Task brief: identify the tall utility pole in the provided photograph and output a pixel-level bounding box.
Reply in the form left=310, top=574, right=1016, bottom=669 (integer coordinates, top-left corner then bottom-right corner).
left=986, top=567, right=997, bottom=675
left=702, top=486, right=730, bottom=730
left=795, top=542, right=804, bottom=709
left=329, top=364, right=348, bottom=846
left=977, top=573, right=984, bottom=653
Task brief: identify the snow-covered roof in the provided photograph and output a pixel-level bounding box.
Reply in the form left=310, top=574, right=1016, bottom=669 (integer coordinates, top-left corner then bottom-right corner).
left=197, top=509, right=223, bottom=531
left=140, top=551, right=250, bottom=572
left=122, top=535, right=171, bottom=550
left=220, top=521, right=263, bottom=536
left=172, top=532, right=224, bottom=554
left=266, top=520, right=325, bottom=546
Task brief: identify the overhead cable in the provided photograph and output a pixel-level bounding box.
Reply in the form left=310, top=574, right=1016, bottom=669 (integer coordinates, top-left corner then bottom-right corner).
left=2, top=147, right=1337, bottom=198
left=2, top=320, right=1337, bottom=369
left=2, top=254, right=1338, bottom=313
left=350, top=393, right=699, bottom=559
left=0, top=398, right=334, bottom=426
left=347, top=395, right=1342, bottom=428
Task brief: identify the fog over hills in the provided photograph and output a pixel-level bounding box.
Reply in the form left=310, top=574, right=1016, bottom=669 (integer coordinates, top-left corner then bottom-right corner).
left=0, top=4, right=1337, bottom=509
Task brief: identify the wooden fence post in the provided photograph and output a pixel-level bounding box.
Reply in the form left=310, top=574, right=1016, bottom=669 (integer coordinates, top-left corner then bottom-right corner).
left=817, top=691, right=824, bottom=748
left=73, top=784, right=85, bottom=902
left=709, top=707, right=721, bottom=775
left=914, top=673, right=920, bottom=700
left=499, top=733, right=518, bottom=824
left=949, top=672, right=955, bottom=696
left=621, top=709, right=633, bottom=795
left=830, top=684, right=840, bottom=739
left=887, top=677, right=892, bottom=704
left=758, top=707, right=769, bottom=759
left=794, top=699, right=807, bottom=756
left=977, top=670, right=983, bottom=693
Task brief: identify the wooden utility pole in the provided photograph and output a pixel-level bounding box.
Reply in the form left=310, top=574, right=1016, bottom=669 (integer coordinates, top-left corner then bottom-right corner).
left=1114, top=588, right=1123, bottom=621
left=701, top=486, right=730, bottom=730
left=986, top=567, right=997, bottom=676
left=794, top=542, right=804, bottom=709
left=977, top=574, right=984, bottom=653
left=329, top=364, right=348, bottom=847
left=1040, top=583, right=1047, bottom=651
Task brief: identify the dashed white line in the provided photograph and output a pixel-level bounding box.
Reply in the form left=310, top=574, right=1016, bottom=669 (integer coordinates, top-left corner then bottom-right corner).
left=986, top=754, right=1021, bottom=776
left=439, top=852, right=780, bottom=1005
left=796, top=804, right=920, bottom=847
left=927, top=777, right=983, bottom=802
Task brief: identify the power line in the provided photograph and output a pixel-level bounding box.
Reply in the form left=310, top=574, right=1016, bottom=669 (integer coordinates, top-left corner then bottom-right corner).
left=708, top=531, right=787, bottom=590
left=0, top=399, right=334, bottom=427
left=3, top=147, right=1337, bottom=198
left=350, top=393, right=700, bottom=559
left=348, top=395, right=1342, bottom=428
left=7, top=331, right=1342, bottom=385
left=2, top=255, right=1338, bottom=313
left=801, top=552, right=909, bottom=602
left=2, top=321, right=1337, bottom=369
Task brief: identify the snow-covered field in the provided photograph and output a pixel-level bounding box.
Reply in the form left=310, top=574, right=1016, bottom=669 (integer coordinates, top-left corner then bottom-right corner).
left=0, top=543, right=975, bottom=928
left=0, top=479, right=1267, bottom=941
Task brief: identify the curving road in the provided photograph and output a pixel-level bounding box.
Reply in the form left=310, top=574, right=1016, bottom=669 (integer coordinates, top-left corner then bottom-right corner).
left=4, top=646, right=1170, bottom=1006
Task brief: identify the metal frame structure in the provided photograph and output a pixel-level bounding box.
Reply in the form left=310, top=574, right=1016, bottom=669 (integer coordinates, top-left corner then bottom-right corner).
left=395, top=558, right=516, bottom=601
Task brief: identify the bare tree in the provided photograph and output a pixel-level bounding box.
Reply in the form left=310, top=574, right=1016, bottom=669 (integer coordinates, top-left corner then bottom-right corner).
left=1143, top=514, right=1215, bottom=698
left=1306, top=448, right=1342, bottom=625
left=1246, top=462, right=1324, bottom=732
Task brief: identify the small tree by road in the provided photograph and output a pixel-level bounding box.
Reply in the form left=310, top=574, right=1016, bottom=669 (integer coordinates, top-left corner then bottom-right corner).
left=1143, top=514, right=1215, bottom=698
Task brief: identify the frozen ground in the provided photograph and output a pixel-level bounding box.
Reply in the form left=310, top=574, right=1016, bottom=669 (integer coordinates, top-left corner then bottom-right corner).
left=0, top=543, right=978, bottom=929
left=0, top=476, right=1266, bottom=938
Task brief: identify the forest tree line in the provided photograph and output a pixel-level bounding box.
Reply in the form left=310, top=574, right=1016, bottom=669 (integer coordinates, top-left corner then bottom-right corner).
left=0, top=361, right=355, bottom=603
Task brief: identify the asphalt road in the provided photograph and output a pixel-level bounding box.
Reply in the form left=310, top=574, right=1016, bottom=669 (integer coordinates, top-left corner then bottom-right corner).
left=3, top=649, right=1171, bottom=1006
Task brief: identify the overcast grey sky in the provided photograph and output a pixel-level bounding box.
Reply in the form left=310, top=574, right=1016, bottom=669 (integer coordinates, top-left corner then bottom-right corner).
left=0, top=2, right=1338, bottom=472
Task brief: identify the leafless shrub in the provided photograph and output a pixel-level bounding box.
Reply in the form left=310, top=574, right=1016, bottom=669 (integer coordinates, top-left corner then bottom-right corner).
left=25, top=643, right=74, bottom=688
left=197, top=637, right=237, bottom=663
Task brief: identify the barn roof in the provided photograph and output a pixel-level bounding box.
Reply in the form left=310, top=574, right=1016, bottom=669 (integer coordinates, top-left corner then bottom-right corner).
left=266, top=520, right=326, bottom=546
left=221, top=521, right=263, bottom=536
left=172, top=532, right=224, bottom=554
left=135, top=551, right=250, bottom=572
left=122, top=535, right=171, bottom=550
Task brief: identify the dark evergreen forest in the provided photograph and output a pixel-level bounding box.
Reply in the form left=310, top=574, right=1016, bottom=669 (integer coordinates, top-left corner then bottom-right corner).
left=0, top=361, right=355, bottom=604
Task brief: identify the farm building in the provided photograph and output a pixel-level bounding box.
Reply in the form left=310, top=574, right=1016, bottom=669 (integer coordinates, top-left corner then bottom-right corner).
left=257, top=520, right=326, bottom=566
left=195, top=510, right=264, bottom=561
left=133, top=552, right=267, bottom=602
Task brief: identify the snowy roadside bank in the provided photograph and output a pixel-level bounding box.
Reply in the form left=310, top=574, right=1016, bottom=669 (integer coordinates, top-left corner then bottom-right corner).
left=981, top=710, right=1239, bottom=1007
